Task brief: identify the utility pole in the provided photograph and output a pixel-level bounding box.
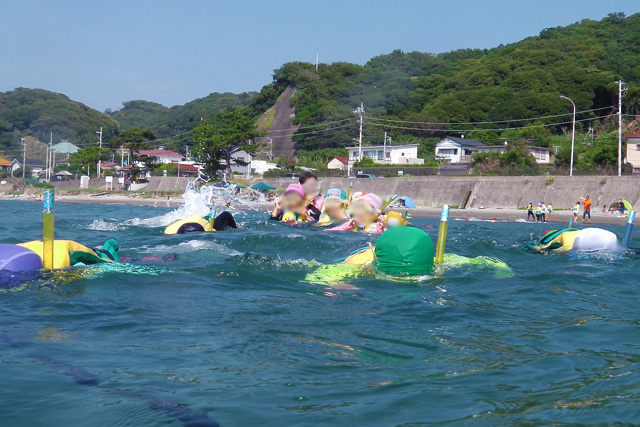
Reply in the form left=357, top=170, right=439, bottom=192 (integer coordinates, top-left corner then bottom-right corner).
left=21, top=137, right=26, bottom=179
left=267, top=137, right=273, bottom=160
left=96, top=127, right=103, bottom=178
left=383, top=131, right=392, bottom=163
left=560, top=95, right=576, bottom=177
left=354, top=103, right=365, bottom=160
left=617, top=80, right=625, bottom=176
left=315, top=50, right=319, bottom=70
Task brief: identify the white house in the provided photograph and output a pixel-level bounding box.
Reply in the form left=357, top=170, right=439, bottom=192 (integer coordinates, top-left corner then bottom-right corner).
left=11, top=158, right=45, bottom=177
left=137, top=148, right=183, bottom=164
left=625, top=131, right=640, bottom=174
left=435, top=136, right=486, bottom=163
left=476, top=145, right=552, bottom=164
left=346, top=144, right=424, bottom=165
left=327, top=156, right=349, bottom=171
left=250, top=160, right=278, bottom=176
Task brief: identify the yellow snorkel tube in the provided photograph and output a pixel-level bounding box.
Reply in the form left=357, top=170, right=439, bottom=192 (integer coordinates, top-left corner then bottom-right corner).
left=434, top=204, right=449, bottom=265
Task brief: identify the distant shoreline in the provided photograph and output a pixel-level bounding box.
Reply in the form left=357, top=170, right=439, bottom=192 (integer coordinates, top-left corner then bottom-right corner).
left=0, top=194, right=630, bottom=227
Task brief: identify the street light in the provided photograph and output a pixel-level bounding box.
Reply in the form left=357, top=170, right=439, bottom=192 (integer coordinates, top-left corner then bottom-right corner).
left=560, top=95, right=576, bottom=177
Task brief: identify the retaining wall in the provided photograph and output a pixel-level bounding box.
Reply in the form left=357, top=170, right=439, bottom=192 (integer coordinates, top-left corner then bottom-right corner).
left=34, top=175, right=640, bottom=211
left=263, top=176, right=640, bottom=210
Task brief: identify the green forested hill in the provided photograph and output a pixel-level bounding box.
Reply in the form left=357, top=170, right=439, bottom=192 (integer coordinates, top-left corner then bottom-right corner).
left=108, top=92, right=255, bottom=141
left=1, top=12, right=639, bottom=166
left=0, top=88, right=119, bottom=151
left=251, top=12, right=640, bottom=151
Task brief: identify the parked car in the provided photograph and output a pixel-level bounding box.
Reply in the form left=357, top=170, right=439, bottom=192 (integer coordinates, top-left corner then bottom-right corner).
left=281, top=172, right=300, bottom=179
left=356, top=173, right=377, bottom=178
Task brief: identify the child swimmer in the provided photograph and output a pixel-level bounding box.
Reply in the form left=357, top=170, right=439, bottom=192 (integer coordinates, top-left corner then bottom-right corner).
left=327, top=193, right=386, bottom=233
left=316, top=188, right=349, bottom=226
left=270, top=184, right=321, bottom=224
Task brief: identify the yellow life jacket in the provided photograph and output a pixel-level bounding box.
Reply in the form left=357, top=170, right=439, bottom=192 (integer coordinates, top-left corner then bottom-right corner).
left=18, top=240, right=111, bottom=269
left=164, top=214, right=213, bottom=235
left=530, top=230, right=579, bottom=252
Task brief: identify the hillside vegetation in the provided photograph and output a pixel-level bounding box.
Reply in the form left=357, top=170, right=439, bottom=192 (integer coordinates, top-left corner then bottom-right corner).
left=1, top=12, right=639, bottom=172
left=0, top=88, right=119, bottom=151
left=251, top=12, right=640, bottom=155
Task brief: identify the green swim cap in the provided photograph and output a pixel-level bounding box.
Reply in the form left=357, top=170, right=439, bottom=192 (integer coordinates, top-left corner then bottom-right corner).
left=374, top=227, right=434, bottom=276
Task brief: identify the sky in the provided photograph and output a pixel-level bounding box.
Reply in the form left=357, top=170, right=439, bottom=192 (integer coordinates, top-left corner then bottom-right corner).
left=0, top=0, right=638, bottom=112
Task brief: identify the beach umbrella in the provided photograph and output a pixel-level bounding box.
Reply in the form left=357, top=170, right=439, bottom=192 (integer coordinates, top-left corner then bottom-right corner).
left=230, top=183, right=245, bottom=189
left=250, top=182, right=276, bottom=191
left=401, top=196, right=417, bottom=208
left=622, top=199, right=633, bottom=211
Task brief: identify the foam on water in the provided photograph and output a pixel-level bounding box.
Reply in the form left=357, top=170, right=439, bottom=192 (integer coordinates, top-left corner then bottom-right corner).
left=126, top=181, right=260, bottom=228
left=137, top=239, right=244, bottom=256
left=85, top=218, right=126, bottom=231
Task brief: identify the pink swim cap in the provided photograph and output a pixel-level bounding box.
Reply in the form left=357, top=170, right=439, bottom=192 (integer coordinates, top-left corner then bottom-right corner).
left=359, top=193, right=382, bottom=211
left=284, top=184, right=305, bottom=199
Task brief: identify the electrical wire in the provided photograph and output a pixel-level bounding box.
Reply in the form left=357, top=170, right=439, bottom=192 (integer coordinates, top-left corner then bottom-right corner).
left=364, top=106, right=616, bottom=125
left=267, top=118, right=355, bottom=132
left=365, top=114, right=617, bottom=133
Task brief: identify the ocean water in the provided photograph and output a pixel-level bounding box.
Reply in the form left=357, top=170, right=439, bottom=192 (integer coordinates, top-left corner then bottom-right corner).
left=2, top=198, right=640, bottom=426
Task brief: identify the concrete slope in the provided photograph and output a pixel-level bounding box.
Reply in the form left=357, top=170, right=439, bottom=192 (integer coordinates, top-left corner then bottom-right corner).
left=255, top=84, right=298, bottom=158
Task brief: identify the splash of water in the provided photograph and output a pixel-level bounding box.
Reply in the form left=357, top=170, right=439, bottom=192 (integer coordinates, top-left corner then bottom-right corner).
left=126, top=181, right=262, bottom=228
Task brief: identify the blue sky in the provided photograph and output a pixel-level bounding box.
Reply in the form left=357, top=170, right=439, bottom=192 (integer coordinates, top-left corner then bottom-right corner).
left=0, top=0, right=637, bottom=111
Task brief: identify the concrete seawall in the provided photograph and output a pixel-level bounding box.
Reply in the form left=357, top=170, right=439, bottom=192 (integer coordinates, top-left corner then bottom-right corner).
left=34, top=175, right=640, bottom=211
left=264, top=176, right=640, bottom=210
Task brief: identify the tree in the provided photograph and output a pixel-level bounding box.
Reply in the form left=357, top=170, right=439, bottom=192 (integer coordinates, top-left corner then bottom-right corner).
left=69, top=146, right=111, bottom=173
left=110, top=128, right=156, bottom=167
left=192, top=108, right=265, bottom=176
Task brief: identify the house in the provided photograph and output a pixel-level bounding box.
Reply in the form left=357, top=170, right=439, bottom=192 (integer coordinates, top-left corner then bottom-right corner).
left=327, top=156, right=349, bottom=171
left=178, top=163, right=199, bottom=177
left=346, top=144, right=425, bottom=165
left=11, top=158, right=45, bottom=177
left=100, top=161, right=120, bottom=171
left=137, top=148, right=183, bottom=164
left=435, top=136, right=486, bottom=163
left=0, top=157, right=11, bottom=171
left=229, top=149, right=252, bottom=176
left=250, top=160, right=278, bottom=176
left=475, top=145, right=552, bottom=164
left=624, top=131, right=640, bottom=174
left=51, top=141, right=80, bottom=155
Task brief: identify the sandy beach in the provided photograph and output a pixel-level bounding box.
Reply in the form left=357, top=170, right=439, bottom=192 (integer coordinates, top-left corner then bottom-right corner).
left=0, top=193, right=630, bottom=227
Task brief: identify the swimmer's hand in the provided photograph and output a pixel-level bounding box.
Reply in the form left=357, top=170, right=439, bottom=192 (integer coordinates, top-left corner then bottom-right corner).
left=284, top=217, right=298, bottom=226
left=376, top=215, right=386, bottom=234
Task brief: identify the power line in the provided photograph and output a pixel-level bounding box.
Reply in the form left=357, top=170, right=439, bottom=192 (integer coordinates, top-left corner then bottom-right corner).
left=365, top=114, right=617, bottom=133
left=266, top=118, right=355, bottom=132
left=365, top=106, right=616, bottom=126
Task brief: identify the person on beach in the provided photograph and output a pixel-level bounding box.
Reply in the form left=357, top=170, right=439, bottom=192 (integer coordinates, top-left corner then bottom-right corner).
left=526, top=201, right=535, bottom=222
left=547, top=202, right=553, bottom=222
left=535, top=203, right=542, bottom=222
left=540, top=202, right=547, bottom=222
left=573, top=201, right=580, bottom=222
left=619, top=200, right=626, bottom=215
left=299, top=172, right=324, bottom=211
left=270, top=184, right=320, bottom=224
left=582, top=196, right=591, bottom=222
left=602, top=205, right=607, bottom=214
left=165, top=196, right=171, bottom=208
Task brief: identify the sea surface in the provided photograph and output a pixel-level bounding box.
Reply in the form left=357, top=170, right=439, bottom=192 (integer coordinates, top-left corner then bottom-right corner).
left=2, top=198, right=640, bottom=426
